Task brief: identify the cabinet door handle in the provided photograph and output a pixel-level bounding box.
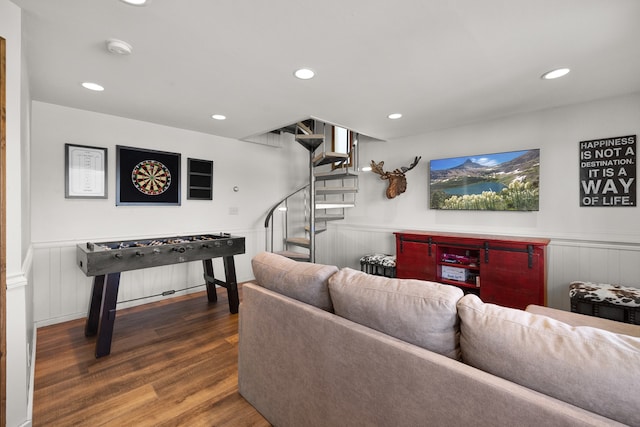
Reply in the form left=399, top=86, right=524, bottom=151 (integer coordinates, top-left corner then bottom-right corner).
left=484, top=242, right=490, bottom=263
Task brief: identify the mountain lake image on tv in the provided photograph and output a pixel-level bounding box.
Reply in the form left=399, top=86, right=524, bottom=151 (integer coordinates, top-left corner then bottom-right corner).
left=429, top=149, right=540, bottom=211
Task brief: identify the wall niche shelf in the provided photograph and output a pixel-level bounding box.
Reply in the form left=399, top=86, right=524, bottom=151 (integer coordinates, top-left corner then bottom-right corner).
left=187, top=158, right=213, bottom=200
left=394, top=230, right=550, bottom=309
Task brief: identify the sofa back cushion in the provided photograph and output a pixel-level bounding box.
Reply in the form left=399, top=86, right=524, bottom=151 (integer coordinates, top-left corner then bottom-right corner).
left=328, top=268, right=463, bottom=360
left=457, top=294, right=640, bottom=426
left=251, top=252, right=338, bottom=311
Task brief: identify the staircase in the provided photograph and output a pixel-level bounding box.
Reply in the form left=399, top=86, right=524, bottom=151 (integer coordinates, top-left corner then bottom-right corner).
left=264, top=121, right=359, bottom=262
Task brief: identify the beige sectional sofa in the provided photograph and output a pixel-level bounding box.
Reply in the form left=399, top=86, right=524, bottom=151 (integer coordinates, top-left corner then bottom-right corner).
left=238, top=252, right=640, bottom=426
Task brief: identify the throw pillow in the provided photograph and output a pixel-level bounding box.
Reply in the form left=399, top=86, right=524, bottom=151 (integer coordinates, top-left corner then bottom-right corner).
left=251, top=251, right=338, bottom=311
left=457, top=294, right=640, bottom=426
left=328, top=268, right=463, bottom=360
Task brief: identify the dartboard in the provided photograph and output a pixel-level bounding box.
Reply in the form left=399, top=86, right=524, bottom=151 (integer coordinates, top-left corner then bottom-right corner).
left=131, top=160, right=172, bottom=195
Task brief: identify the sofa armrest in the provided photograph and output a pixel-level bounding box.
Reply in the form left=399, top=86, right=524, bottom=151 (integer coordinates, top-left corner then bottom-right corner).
left=525, top=304, right=640, bottom=337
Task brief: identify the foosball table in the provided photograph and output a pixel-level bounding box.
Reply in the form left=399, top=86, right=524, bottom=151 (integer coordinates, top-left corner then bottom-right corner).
left=77, top=233, right=245, bottom=357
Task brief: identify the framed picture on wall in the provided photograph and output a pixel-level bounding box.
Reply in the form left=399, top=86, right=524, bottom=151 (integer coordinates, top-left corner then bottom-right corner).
left=429, top=149, right=540, bottom=211
left=65, top=143, right=108, bottom=199
left=116, top=145, right=181, bottom=206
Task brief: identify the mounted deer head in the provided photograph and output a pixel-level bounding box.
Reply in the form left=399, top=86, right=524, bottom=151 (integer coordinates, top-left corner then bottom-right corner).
left=370, top=156, right=421, bottom=199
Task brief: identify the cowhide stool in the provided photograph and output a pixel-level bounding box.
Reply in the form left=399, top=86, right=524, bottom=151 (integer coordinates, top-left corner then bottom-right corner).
left=359, top=254, right=396, bottom=278
left=570, top=281, right=640, bottom=325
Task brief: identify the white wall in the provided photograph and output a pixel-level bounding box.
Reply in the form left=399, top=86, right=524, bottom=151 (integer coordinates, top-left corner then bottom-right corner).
left=31, top=94, right=640, bottom=318
left=31, top=102, right=307, bottom=242
left=1, top=1, right=30, bottom=426
left=319, top=93, right=640, bottom=310
left=30, top=101, right=308, bottom=325
left=349, top=93, right=640, bottom=241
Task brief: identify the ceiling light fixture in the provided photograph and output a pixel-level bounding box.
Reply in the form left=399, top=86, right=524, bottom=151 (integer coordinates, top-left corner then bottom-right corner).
left=119, top=0, right=149, bottom=6
left=294, top=68, right=315, bottom=80
left=106, top=39, right=133, bottom=55
left=82, top=82, right=105, bottom=91
left=211, top=114, right=226, bottom=120
left=541, top=68, right=570, bottom=80
left=388, top=113, right=402, bottom=120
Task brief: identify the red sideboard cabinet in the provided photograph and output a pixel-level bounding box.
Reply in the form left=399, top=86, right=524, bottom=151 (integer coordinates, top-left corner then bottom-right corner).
left=394, top=230, right=550, bottom=310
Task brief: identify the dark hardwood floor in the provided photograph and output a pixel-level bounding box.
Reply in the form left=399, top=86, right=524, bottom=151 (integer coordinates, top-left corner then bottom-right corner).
left=33, top=284, right=271, bottom=426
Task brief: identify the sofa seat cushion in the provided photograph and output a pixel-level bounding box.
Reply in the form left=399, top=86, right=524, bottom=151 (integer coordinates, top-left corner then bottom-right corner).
left=251, top=252, right=338, bottom=311
left=457, top=294, right=640, bottom=426
left=328, top=268, right=463, bottom=360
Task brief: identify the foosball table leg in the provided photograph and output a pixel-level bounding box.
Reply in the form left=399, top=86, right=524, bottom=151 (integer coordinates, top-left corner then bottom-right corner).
left=94, top=273, right=121, bottom=358
left=223, top=256, right=240, bottom=314
left=202, top=257, right=240, bottom=314
left=85, top=274, right=106, bottom=337
left=202, top=259, right=218, bottom=303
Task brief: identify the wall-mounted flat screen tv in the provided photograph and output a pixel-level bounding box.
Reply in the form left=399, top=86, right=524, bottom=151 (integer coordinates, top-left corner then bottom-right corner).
left=429, top=149, right=540, bottom=211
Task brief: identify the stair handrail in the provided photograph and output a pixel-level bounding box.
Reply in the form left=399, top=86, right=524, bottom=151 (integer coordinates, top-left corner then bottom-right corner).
left=264, top=183, right=310, bottom=253
left=264, top=184, right=310, bottom=228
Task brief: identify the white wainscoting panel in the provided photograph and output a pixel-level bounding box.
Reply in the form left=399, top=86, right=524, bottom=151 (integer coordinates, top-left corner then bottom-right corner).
left=547, top=240, right=640, bottom=311
left=33, top=228, right=264, bottom=327
left=318, top=224, right=397, bottom=269
left=34, top=224, right=640, bottom=325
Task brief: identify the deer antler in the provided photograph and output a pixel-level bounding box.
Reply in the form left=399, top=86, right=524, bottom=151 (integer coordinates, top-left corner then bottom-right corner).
left=370, top=160, right=388, bottom=179
left=370, top=157, right=421, bottom=199
left=400, top=156, right=421, bottom=173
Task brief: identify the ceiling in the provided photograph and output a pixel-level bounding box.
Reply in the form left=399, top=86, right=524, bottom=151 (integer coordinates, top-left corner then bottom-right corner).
left=12, top=0, right=640, bottom=142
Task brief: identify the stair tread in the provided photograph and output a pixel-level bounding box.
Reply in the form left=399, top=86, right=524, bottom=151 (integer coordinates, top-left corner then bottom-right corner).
left=315, top=214, right=345, bottom=222
left=316, top=202, right=355, bottom=209
left=296, top=133, right=325, bottom=141
left=316, top=186, right=358, bottom=194
left=313, top=152, right=349, bottom=166
left=274, top=250, right=310, bottom=261
left=286, top=237, right=310, bottom=248
left=296, top=134, right=324, bottom=151
left=313, top=151, right=349, bottom=159
left=305, top=225, right=327, bottom=234
left=315, top=171, right=359, bottom=181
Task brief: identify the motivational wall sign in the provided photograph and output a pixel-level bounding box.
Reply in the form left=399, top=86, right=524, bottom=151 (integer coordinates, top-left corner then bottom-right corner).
left=579, top=135, right=636, bottom=207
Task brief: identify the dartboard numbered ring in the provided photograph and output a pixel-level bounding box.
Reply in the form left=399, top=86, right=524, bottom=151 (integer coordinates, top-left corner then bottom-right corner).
left=132, top=160, right=172, bottom=195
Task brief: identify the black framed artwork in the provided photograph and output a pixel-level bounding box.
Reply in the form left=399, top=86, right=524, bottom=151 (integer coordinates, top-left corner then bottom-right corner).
left=116, top=145, right=181, bottom=206
left=65, top=143, right=108, bottom=199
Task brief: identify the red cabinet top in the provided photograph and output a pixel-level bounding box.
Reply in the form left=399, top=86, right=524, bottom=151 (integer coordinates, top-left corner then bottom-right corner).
left=395, top=230, right=550, bottom=247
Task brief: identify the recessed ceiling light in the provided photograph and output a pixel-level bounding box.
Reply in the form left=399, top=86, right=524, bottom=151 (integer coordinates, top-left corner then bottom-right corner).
left=541, top=68, right=570, bottom=80
left=388, top=113, right=402, bottom=120
left=211, top=114, right=226, bottom=120
left=119, top=0, right=149, bottom=6
left=106, top=39, right=133, bottom=55
left=294, top=68, right=315, bottom=80
left=82, top=82, right=104, bottom=91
